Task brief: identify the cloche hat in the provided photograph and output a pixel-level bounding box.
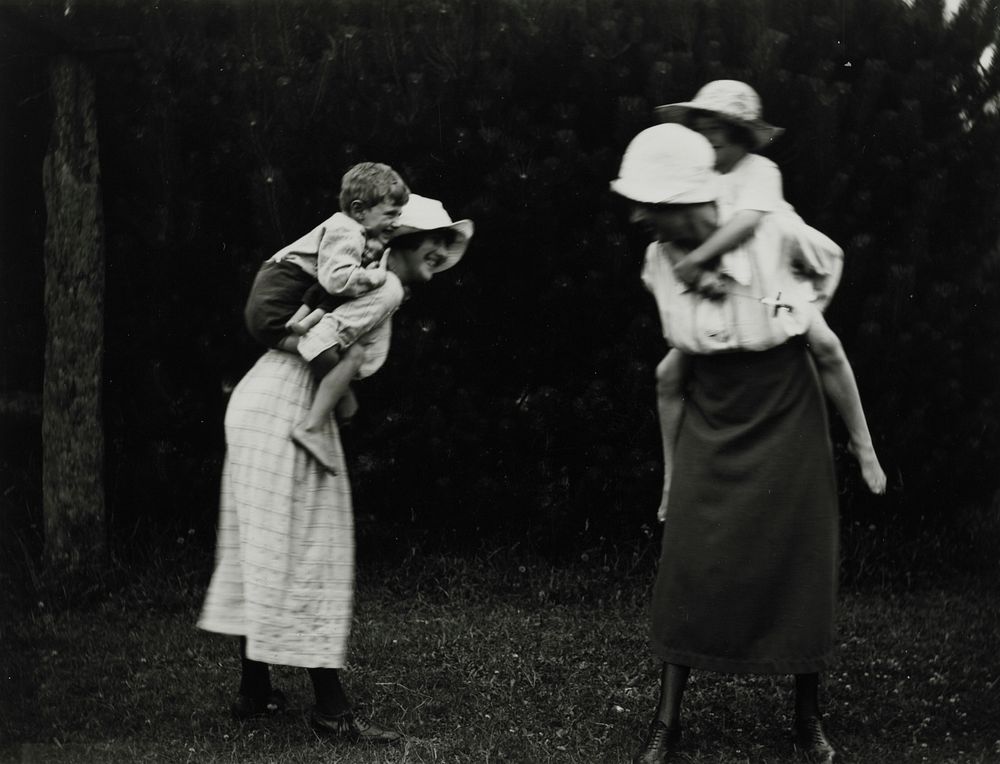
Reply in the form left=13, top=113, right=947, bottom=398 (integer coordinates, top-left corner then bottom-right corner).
left=654, top=80, right=784, bottom=149
left=390, top=194, right=474, bottom=273
left=610, top=123, right=720, bottom=205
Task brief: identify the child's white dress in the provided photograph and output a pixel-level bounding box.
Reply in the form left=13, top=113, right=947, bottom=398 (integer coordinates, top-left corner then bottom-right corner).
left=718, top=154, right=842, bottom=308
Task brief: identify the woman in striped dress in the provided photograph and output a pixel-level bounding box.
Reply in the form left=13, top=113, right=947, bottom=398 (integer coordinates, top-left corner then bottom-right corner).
left=198, top=195, right=473, bottom=743
left=611, top=124, right=844, bottom=764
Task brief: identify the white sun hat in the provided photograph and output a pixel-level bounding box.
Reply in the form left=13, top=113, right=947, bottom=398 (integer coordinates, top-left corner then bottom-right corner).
left=654, top=79, right=784, bottom=149
left=389, top=194, right=474, bottom=273
left=610, top=123, right=720, bottom=204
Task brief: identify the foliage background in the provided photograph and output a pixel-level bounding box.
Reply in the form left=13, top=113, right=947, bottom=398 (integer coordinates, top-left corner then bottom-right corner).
left=2, top=0, right=1000, bottom=577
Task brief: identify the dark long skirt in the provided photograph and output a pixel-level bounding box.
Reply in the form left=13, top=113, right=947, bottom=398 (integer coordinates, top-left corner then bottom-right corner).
left=650, top=339, right=839, bottom=674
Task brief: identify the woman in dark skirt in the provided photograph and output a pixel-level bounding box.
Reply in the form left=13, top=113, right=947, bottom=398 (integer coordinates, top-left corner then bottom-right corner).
left=611, top=123, right=846, bottom=764
left=652, top=342, right=838, bottom=677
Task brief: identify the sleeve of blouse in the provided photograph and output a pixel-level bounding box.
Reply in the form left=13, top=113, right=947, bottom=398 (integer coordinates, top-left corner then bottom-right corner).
left=296, top=273, right=405, bottom=363
left=354, top=317, right=392, bottom=379
left=785, top=217, right=844, bottom=309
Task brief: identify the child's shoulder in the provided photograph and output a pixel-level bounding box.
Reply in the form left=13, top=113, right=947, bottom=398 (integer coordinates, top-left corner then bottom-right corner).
left=320, top=213, right=366, bottom=247
left=327, top=211, right=361, bottom=230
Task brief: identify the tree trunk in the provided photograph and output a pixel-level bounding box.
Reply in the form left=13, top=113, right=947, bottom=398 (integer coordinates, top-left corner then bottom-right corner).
left=41, top=54, right=106, bottom=573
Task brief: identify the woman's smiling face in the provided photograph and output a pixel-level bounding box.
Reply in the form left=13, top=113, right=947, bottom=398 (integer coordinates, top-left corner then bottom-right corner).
left=391, top=234, right=449, bottom=284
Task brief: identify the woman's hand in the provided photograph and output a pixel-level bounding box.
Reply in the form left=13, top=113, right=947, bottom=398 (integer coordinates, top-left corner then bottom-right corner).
left=275, top=334, right=300, bottom=353
left=286, top=306, right=327, bottom=336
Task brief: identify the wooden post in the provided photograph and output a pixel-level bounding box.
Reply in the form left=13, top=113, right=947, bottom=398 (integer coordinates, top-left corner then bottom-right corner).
left=41, top=54, right=106, bottom=572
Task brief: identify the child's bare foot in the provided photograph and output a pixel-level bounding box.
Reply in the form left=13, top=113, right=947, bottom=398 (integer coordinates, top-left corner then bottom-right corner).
left=848, top=441, right=887, bottom=494
left=291, top=424, right=338, bottom=474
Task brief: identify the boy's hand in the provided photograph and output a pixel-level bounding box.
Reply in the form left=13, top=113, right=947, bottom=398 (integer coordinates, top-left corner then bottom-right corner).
left=363, top=239, right=386, bottom=267
left=276, top=334, right=300, bottom=353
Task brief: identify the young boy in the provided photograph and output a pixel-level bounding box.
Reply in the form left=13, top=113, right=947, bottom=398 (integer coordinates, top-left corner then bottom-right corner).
left=651, top=81, right=886, bottom=518
left=244, top=162, right=409, bottom=471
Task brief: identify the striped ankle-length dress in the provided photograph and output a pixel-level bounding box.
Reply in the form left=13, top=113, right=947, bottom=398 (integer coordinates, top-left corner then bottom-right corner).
left=198, top=349, right=354, bottom=668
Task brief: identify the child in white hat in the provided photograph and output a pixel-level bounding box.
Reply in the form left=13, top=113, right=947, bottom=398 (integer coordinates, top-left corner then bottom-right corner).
left=658, top=81, right=884, bottom=500
left=654, top=80, right=790, bottom=288
left=612, top=118, right=886, bottom=522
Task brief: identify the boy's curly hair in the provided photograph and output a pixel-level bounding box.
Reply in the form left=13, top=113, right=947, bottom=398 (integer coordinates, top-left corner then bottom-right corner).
left=339, top=162, right=410, bottom=212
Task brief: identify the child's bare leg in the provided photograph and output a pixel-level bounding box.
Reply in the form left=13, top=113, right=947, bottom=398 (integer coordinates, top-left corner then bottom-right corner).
left=302, top=344, right=364, bottom=431
left=291, top=344, right=364, bottom=472
left=805, top=309, right=887, bottom=494
left=655, top=349, right=688, bottom=520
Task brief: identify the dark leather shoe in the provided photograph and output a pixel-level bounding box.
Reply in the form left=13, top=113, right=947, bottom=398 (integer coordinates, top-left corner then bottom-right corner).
left=632, top=720, right=681, bottom=763
left=231, top=688, right=288, bottom=720
left=794, top=716, right=836, bottom=763
left=310, top=707, right=402, bottom=743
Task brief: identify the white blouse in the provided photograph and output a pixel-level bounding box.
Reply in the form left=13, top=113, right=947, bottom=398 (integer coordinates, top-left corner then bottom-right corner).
left=641, top=212, right=843, bottom=354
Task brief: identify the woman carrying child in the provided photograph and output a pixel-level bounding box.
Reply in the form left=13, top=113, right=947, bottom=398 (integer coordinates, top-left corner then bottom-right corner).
left=197, top=192, right=473, bottom=744
left=612, top=124, right=846, bottom=763
left=244, top=161, right=411, bottom=471
left=650, top=80, right=885, bottom=520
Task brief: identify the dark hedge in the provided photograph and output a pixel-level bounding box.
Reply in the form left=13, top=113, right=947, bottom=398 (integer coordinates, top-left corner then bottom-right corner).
left=6, top=0, right=1000, bottom=564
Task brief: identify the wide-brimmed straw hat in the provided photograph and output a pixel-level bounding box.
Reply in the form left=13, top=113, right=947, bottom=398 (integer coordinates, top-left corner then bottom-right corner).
left=610, top=123, right=720, bottom=205
left=389, top=194, right=474, bottom=273
left=654, top=80, right=784, bottom=149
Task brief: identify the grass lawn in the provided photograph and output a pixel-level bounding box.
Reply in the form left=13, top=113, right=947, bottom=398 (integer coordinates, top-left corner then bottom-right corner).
left=1, top=547, right=998, bottom=763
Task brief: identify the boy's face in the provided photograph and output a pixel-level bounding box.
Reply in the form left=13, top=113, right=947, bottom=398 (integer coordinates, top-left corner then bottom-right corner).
left=691, top=115, right=747, bottom=173
left=353, top=200, right=404, bottom=242
left=393, top=234, right=449, bottom=285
